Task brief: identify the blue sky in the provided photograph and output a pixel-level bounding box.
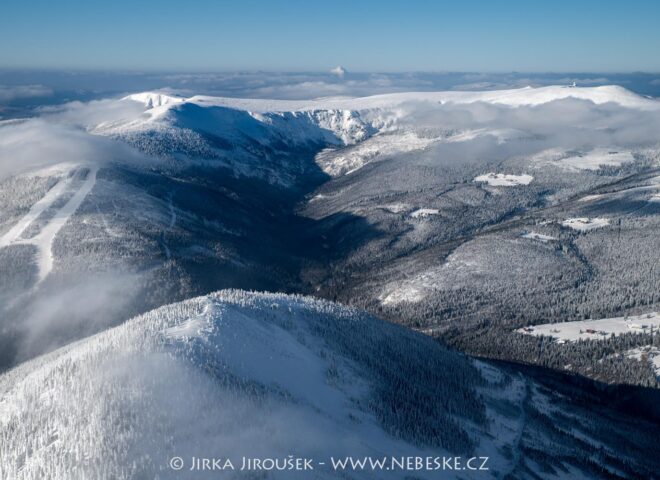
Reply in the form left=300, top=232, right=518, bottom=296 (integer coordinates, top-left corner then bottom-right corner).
left=1, top=0, right=659, bottom=72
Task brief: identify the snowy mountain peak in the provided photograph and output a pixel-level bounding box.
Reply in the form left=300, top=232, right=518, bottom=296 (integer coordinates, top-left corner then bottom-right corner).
left=330, top=65, right=347, bottom=78
left=123, top=92, right=186, bottom=109
left=0, top=290, right=492, bottom=479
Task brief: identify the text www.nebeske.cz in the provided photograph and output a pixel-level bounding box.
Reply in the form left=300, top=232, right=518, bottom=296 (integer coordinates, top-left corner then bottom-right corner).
left=176, top=456, right=490, bottom=472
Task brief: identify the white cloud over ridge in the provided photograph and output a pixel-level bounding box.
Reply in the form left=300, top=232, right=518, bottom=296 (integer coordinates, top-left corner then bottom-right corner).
left=0, top=99, right=149, bottom=180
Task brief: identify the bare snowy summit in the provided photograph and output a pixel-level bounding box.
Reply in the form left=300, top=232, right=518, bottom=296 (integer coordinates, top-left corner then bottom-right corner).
left=123, top=92, right=186, bottom=108
left=0, top=290, right=492, bottom=479
left=2, top=290, right=656, bottom=479
left=330, top=65, right=347, bottom=78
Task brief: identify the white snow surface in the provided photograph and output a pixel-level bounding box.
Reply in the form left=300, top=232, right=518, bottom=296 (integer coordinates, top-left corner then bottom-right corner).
left=380, top=203, right=409, bottom=213
left=123, top=92, right=185, bottom=108
left=122, top=85, right=656, bottom=113
left=521, top=232, right=556, bottom=242
left=381, top=286, right=427, bottom=306
left=517, top=312, right=660, bottom=342
left=561, top=217, right=610, bottom=231
left=474, top=173, right=534, bottom=186
left=105, top=96, right=375, bottom=164
left=410, top=208, right=440, bottom=218
left=380, top=251, right=483, bottom=306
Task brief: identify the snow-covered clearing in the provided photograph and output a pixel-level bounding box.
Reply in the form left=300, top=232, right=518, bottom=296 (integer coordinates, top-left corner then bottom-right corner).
left=410, top=208, right=439, bottom=218
left=561, top=217, right=610, bottom=231
left=474, top=173, right=533, bottom=186
left=381, top=286, right=427, bottom=306
left=379, top=203, right=409, bottom=213
left=521, top=232, right=556, bottom=242
left=579, top=194, right=605, bottom=202
left=517, top=312, right=660, bottom=343
left=0, top=164, right=98, bottom=282
left=534, top=147, right=635, bottom=171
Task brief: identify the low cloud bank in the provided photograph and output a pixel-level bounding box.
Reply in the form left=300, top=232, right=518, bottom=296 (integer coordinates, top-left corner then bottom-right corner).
left=0, top=98, right=151, bottom=179
left=0, top=84, right=53, bottom=102
left=2, top=70, right=660, bottom=105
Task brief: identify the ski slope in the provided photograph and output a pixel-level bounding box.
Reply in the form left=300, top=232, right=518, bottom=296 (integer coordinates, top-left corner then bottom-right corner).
left=0, top=164, right=98, bottom=282
left=0, top=175, right=73, bottom=248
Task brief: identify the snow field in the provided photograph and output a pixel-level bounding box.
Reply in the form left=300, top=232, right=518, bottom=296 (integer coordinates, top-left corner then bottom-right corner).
left=517, top=312, right=660, bottom=343
left=474, top=173, right=533, bottom=187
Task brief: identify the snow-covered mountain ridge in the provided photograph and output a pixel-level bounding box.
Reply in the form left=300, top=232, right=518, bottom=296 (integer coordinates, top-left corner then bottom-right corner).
left=118, top=85, right=656, bottom=147
left=0, top=290, right=486, bottom=479
left=125, top=85, right=658, bottom=113
left=119, top=91, right=374, bottom=146
left=109, top=85, right=659, bottom=183
left=2, top=290, right=658, bottom=479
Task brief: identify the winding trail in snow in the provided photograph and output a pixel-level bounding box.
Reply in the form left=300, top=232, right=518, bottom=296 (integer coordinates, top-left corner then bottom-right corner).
left=0, top=165, right=98, bottom=283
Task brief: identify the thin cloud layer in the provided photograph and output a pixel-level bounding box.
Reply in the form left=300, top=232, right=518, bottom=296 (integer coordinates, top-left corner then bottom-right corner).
left=0, top=84, right=53, bottom=102
left=0, top=115, right=148, bottom=180
left=370, top=97, right=660, bottom=173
